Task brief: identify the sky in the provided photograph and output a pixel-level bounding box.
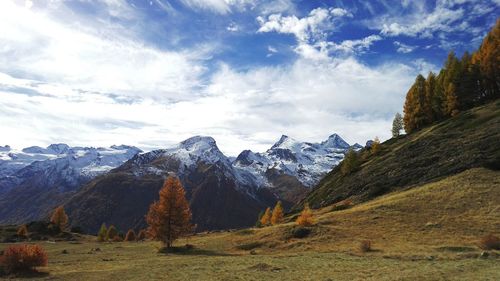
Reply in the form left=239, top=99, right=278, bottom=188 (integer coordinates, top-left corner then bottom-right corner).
left=0, top=0, right=498, bottom=156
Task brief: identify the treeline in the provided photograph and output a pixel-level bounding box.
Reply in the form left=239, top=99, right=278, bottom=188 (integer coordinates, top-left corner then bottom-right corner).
left=404, top=19, right=499, bottom=133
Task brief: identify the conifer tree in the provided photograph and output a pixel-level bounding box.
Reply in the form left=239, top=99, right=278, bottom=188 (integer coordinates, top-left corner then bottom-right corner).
left=255, top=210, right=264, bottom=227
left=50, top=205, right=68, bottom=232
left=97, top=223, right=107, bottom=242
left=17, top=224, right=28, bottom=238
left=445, top=83, right=459, bottom=116
left=403, top=75, right=427, bottom=133
left=271, top=201, right=284, bottom=225
left=391, top=113, right=404, bottom=137
left=341, top=148, right=359, bottom=175
left=296, top=204, right=315, bottom=226
left=146, top=177, right=193, bottom=248
left=472, top=19, right=500, bottom=101
left=137, top=229, right=147, bottom=241
left=106, top=225, right=118, bottom=241
left=125, top=229, right=136, bottom=242
left=260, top=207, right=272, bottom=226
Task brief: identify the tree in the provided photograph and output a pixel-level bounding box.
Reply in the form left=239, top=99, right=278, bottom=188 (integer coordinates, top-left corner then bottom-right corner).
left=137, top=229, right=147, bottom=241
left=260, top=207, right=272, bottom=226
left=97, top=223, right=107, bottom=242
left=17, top=225, right=28, bottom=238
left=125, top=229, right=136, bottom=242
left=50, top=206, right=68, bottom=232
left=391, top=113, right=404, bottom=137
left=445, top=83, right=459, bottom=116
left=371, top=137, right=381, bottom=154
left=255, top=210, right=264, bottom=228
left=146, top=177, right=193, bottom=248
left=341, top=148, right=359, bottom=175
left=271, top=201, right=284, bottom=225
left=403, top=75, right=428, bottom=133
left=296, top=204, right=315, bottom=226
left=106, top=225, right=118, bottom=241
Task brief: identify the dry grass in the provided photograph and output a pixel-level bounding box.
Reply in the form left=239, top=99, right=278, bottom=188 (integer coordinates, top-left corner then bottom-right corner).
left=0, top=168, right=499, bottom=280
left=479, top=234, right=500, bottom=250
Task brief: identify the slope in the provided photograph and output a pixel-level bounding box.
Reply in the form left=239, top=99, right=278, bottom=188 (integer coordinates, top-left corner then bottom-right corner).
left=303, top=99, right=500, bottom=209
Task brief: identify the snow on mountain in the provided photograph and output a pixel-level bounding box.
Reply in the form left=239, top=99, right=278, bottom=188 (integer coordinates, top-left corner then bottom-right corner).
left=234, top=134, right=352, bottom=187
left=0, top=144, right=142, bottom=182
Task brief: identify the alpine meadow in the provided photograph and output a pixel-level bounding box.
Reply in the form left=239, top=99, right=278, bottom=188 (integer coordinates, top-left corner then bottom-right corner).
left=0, top=1, right=499, bottom=280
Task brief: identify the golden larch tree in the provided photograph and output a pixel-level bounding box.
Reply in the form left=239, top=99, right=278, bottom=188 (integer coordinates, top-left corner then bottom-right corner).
left=371, top=137, right=381, bottom=154
left=125, top=229, right=136, bottom=242
left=296, top=204, right=315, bottom=226
left=271, top=201, right=284, bottom=225
left=50, top=205, right=68, bottom=231
left=260, top=207, right=272, bottom=226
left=17, top=225, right=28, bottom=237
left=146, top=177, right=192, bottom=248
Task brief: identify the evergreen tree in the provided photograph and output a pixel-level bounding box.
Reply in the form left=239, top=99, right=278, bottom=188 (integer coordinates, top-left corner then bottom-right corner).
left=50, top=206, right=69, bottom=232
left=296, top=204, right=315, bottom=226
left=106, top=225, right=118, bottom=241
left=271, top=201, right=284, bottom=225
left=260, top=207, right=272, bottom=226
left=146, top=177, right=193, bottom=248
left=97, top=223, right=107, bottom=242
left=391, top=112, right=404, bottom=137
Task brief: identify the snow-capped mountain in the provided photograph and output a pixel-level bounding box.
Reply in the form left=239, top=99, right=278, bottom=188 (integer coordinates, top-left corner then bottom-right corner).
left=234, top=134, right=352, bottom=188
left=0, top=144, right=141, bottom=224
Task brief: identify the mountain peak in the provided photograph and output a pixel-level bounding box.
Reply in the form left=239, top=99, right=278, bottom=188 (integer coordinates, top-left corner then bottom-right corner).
left=271, top=135, right=297, bottom=149
left=179, top=136, right=217, bottom=150
left=321, top=133, right=350, bottom=149
left=47, top=143, right=70, bottom=154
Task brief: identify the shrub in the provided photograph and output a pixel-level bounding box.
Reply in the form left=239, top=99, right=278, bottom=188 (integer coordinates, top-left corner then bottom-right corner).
left=296, top=204, right=315, bottom=226
left=479, top=234, right=500, bottom=250
left=17, top=225, right=29, bottom=238
left=124, top=230, right=136, bottom=242
left=1, top=244, right=48, bottom=273
left=112, top=235, right=123, bottom=242
left=359, top=240, right=372, bottom=252
left=137, top=229, right=147, bottom=241
left=236, top=242, right=263, bottom=251
left=97, top=223, right=107, bottom=242
left=286, top=226, right=311, bottom=239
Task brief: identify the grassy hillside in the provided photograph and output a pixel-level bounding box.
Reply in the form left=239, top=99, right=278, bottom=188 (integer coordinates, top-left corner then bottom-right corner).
left=303, top=100, right=500, bottom=209
left=2, top=168, right=498, bottom=280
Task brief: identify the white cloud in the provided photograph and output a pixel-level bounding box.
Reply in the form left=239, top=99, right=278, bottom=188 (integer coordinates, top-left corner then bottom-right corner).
left=0, top=1, right=208, bottom=99
left=393, top=41, right=417, bottom=53
left=329, top=35, right=383, bottom=53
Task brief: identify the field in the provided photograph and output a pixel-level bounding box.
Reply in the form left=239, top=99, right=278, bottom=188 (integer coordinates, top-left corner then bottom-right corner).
left=1, top=168, right=499, bottom=280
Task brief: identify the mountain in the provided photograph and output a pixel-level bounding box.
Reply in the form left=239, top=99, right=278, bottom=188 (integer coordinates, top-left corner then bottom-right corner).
left=301, top=100, right=500, bottom=210
left=65, top=134, right=354, bottom=233
left=0, top=144, right=142, bottom=224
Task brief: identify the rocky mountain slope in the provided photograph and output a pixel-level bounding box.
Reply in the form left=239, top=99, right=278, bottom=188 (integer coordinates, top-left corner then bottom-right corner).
left=0, top=144, right=142, bottom=224
left=65, top=134, right=356, bottom=233
left=301, top=99, right=500, bottom=210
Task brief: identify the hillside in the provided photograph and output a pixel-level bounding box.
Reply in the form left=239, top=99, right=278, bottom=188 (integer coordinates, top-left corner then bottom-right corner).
left=4, top=167, right=498, bottom=280
left=302, top=99, right=500, bottom=209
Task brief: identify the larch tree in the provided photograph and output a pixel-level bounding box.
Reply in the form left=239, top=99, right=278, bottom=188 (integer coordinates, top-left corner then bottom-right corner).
left=391, top=113, right=404, bottom=138
left=340, top=148, right=359, bottom=176
left=445, top=83, right=459, bottom=116
left=371, top=137, right=381, bottom=154
left=146, top=177, right=193, bottom=248
left=137, top=229, right=147, bottom=241
left=296, top=204, right=315, bottom=226
left=125, top=229, right=136, bottom=242
left=17, top=225, right=28, bottom=237
left=403, top=75, right=428, bottom=133
left=271, top=201, right=284, bottom=225
left=472, top=19, right=500, bottom=101
left=50, top=205, right=68, bottom=232
left=97, top=223, right=107, bottom=242
left=260, top=207, right=272, bottom=226
left=106, top=225, right=118, bottom=241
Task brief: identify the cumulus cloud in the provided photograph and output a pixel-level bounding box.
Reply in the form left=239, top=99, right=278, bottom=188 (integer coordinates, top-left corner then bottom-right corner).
left=394, top=41, right=417, bottom=53
left=0, top=1, right=208, bottom=100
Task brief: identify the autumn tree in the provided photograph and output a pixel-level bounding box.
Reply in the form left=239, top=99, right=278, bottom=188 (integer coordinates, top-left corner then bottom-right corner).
left=97, top=223, right=107, bottom=242
left=137, top=229, right=147, bottom=241
left=260, top=207, right=272, bottom=226
left=444, top=83, right=459, bottom=116
left=125, top=229, right=136, bottom=241
left=50, top=206, right=68, bottom=232
left=341, top=148, right=359, bottom=175
left=403, top=74, right=428, bottom=133
left=106, top=225, right=118, bottom=241
left=296, top=204, right=315, bottom=226
left=271, top=201, right=284, bottom=225
left=255, top=210, right=264, bottom=227
left=17, top=225, right=28, bottom=238
left=371, top=137, right=381, bottom=154
left=391, top=113, right=404, bottom=137
left=146, top=177, right=193, bottom=248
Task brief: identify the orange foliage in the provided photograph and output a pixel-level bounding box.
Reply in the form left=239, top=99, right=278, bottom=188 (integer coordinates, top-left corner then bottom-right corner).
left=17, top=225, right=29, bottom=237
left=271, top=201, right=284, bottom=225
left=50, top=206, right=68, bottom=231
left=1, top=244, right=48, bottom=273
left=260, top=207, right=272, bottom=226
left=125, top=229, right=136, bottom=242
left=146, top=177, right=192, bottom=248
left=296, top=204, right=315, bottom=226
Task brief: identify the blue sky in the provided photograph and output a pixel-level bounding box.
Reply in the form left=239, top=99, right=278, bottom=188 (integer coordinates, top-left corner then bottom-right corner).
left=0, top=0, right=498, bottom=155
